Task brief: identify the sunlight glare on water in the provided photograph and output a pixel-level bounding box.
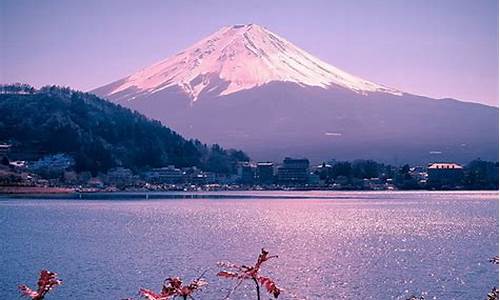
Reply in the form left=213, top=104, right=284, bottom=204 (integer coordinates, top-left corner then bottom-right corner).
left=0, top=191, right=497, bottom=299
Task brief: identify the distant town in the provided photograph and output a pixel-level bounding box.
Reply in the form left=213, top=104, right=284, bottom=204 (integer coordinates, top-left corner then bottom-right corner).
left=0, top=142, right=498, bottom=193
left=0, top=84, right=497, bottom=194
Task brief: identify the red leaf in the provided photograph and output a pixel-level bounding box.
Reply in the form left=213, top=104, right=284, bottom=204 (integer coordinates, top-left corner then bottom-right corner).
left=217, top=250, right=281, bottom=298
left=139, top=288, right=170, bottom=300
left=217, top=271, right=240, bottom=279
left=258, top=276, right=281, bottom=298
left=18, top=285, right=40, bottom=299
left=256, top=248, right=278, bottom=268
left=139, top=273, right=207, bottom=299
left=216, top=261, right=242, bottom=270
left=165, top=277, right=182, bottom=289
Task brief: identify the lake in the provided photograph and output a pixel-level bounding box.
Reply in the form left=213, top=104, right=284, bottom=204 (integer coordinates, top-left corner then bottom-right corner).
left=0, top=191, right=498, bottom=299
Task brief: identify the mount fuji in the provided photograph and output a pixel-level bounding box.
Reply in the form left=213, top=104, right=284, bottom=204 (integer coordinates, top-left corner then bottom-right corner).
left=93, top=24, right=498, bottom=163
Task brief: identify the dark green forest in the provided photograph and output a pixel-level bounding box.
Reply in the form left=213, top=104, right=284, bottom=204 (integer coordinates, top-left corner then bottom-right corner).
left=0, top=84, right=249, bottom=174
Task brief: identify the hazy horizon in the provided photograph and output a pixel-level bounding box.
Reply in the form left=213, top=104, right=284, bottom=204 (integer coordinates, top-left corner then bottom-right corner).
left=1, top=0, right=498, bottom=106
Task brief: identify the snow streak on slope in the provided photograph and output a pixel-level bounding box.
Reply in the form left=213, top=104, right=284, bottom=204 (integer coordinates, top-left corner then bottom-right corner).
left=108, top=24, right=401, bottom=101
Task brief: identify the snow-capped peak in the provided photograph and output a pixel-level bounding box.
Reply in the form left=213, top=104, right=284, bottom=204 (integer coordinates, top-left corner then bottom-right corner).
left=107, top=24, right=401, bottom=100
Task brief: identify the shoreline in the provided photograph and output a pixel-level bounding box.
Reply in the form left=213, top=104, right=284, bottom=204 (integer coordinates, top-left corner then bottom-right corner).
left=0, top=186, right=75, bottom=194
left=1, top=187, right=497, bottom=201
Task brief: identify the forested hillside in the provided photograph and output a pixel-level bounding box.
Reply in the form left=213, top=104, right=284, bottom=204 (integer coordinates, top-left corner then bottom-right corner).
left=0, top=84, right=249, bottom=174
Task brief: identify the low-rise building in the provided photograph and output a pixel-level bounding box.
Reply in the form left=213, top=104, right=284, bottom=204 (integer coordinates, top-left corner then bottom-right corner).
left=29, top=154, right=75, bottom=179
left=277, top=157, right=310, bottom=185
left=427, top=162, right=464, bottom=187
left=0, top=143, right=11, bottom=158
left=314, top=162, right=333, bottom=184
left=238, top=162, right=256, bottom=184
left=256, top=162, right=274, bottom=184
left=106, top=167, right=134, bottom=186
left=9, top=160, right=27, bottom=169
left=182, top=167, right=217, bottom=185
left=308, top=172, right=321, bottom=186
left=145, top=166, right=183, bottom=184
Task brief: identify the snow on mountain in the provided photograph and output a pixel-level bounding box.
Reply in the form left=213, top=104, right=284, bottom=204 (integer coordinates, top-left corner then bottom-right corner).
left=106, top=24, right=401, bottom=101
left=93, top=24, right=498, bottom=164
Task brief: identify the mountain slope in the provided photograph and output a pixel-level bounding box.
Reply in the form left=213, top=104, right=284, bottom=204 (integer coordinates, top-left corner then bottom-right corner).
left=94, top=24, right=401, bottom=101
left=93, top=24, right=499, bottom=163
left=0, top=85, right=249, bottom=174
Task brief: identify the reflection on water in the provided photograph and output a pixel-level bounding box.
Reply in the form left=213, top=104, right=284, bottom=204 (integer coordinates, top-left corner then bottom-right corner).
left=0, top=191, right=498, bottom=299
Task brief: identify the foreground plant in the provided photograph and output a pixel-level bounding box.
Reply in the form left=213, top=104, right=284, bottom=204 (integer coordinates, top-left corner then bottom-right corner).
left=217, top=248, right=281, bottom=299
left=18, top=270, right=62, bottom=300
left=487, top=288, right=499, bottom=300
left=139, top=273, right=207, bottom=300
left=487, top=256, right=499, bottom=300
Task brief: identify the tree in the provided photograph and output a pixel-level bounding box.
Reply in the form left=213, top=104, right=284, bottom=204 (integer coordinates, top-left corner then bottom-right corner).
left=331, top=161, right=352, bottom=179
left=1, top=156, right=9, bottom=166
left=351, top=160, right=380, bottom=179
left=464, top=159, right=499, bottom=190
left=0, top=84, right=250, bottom=175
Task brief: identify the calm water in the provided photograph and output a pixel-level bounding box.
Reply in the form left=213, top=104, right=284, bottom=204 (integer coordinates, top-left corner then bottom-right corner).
left=0, top=191, right=498, bottom=299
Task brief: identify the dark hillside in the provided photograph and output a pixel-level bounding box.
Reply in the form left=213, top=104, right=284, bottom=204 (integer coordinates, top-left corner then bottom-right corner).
left=0, top=84, right=249, bottom=174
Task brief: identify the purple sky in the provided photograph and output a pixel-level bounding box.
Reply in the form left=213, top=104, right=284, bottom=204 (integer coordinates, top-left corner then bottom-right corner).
left=1, top=0, right=498, bottom=106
